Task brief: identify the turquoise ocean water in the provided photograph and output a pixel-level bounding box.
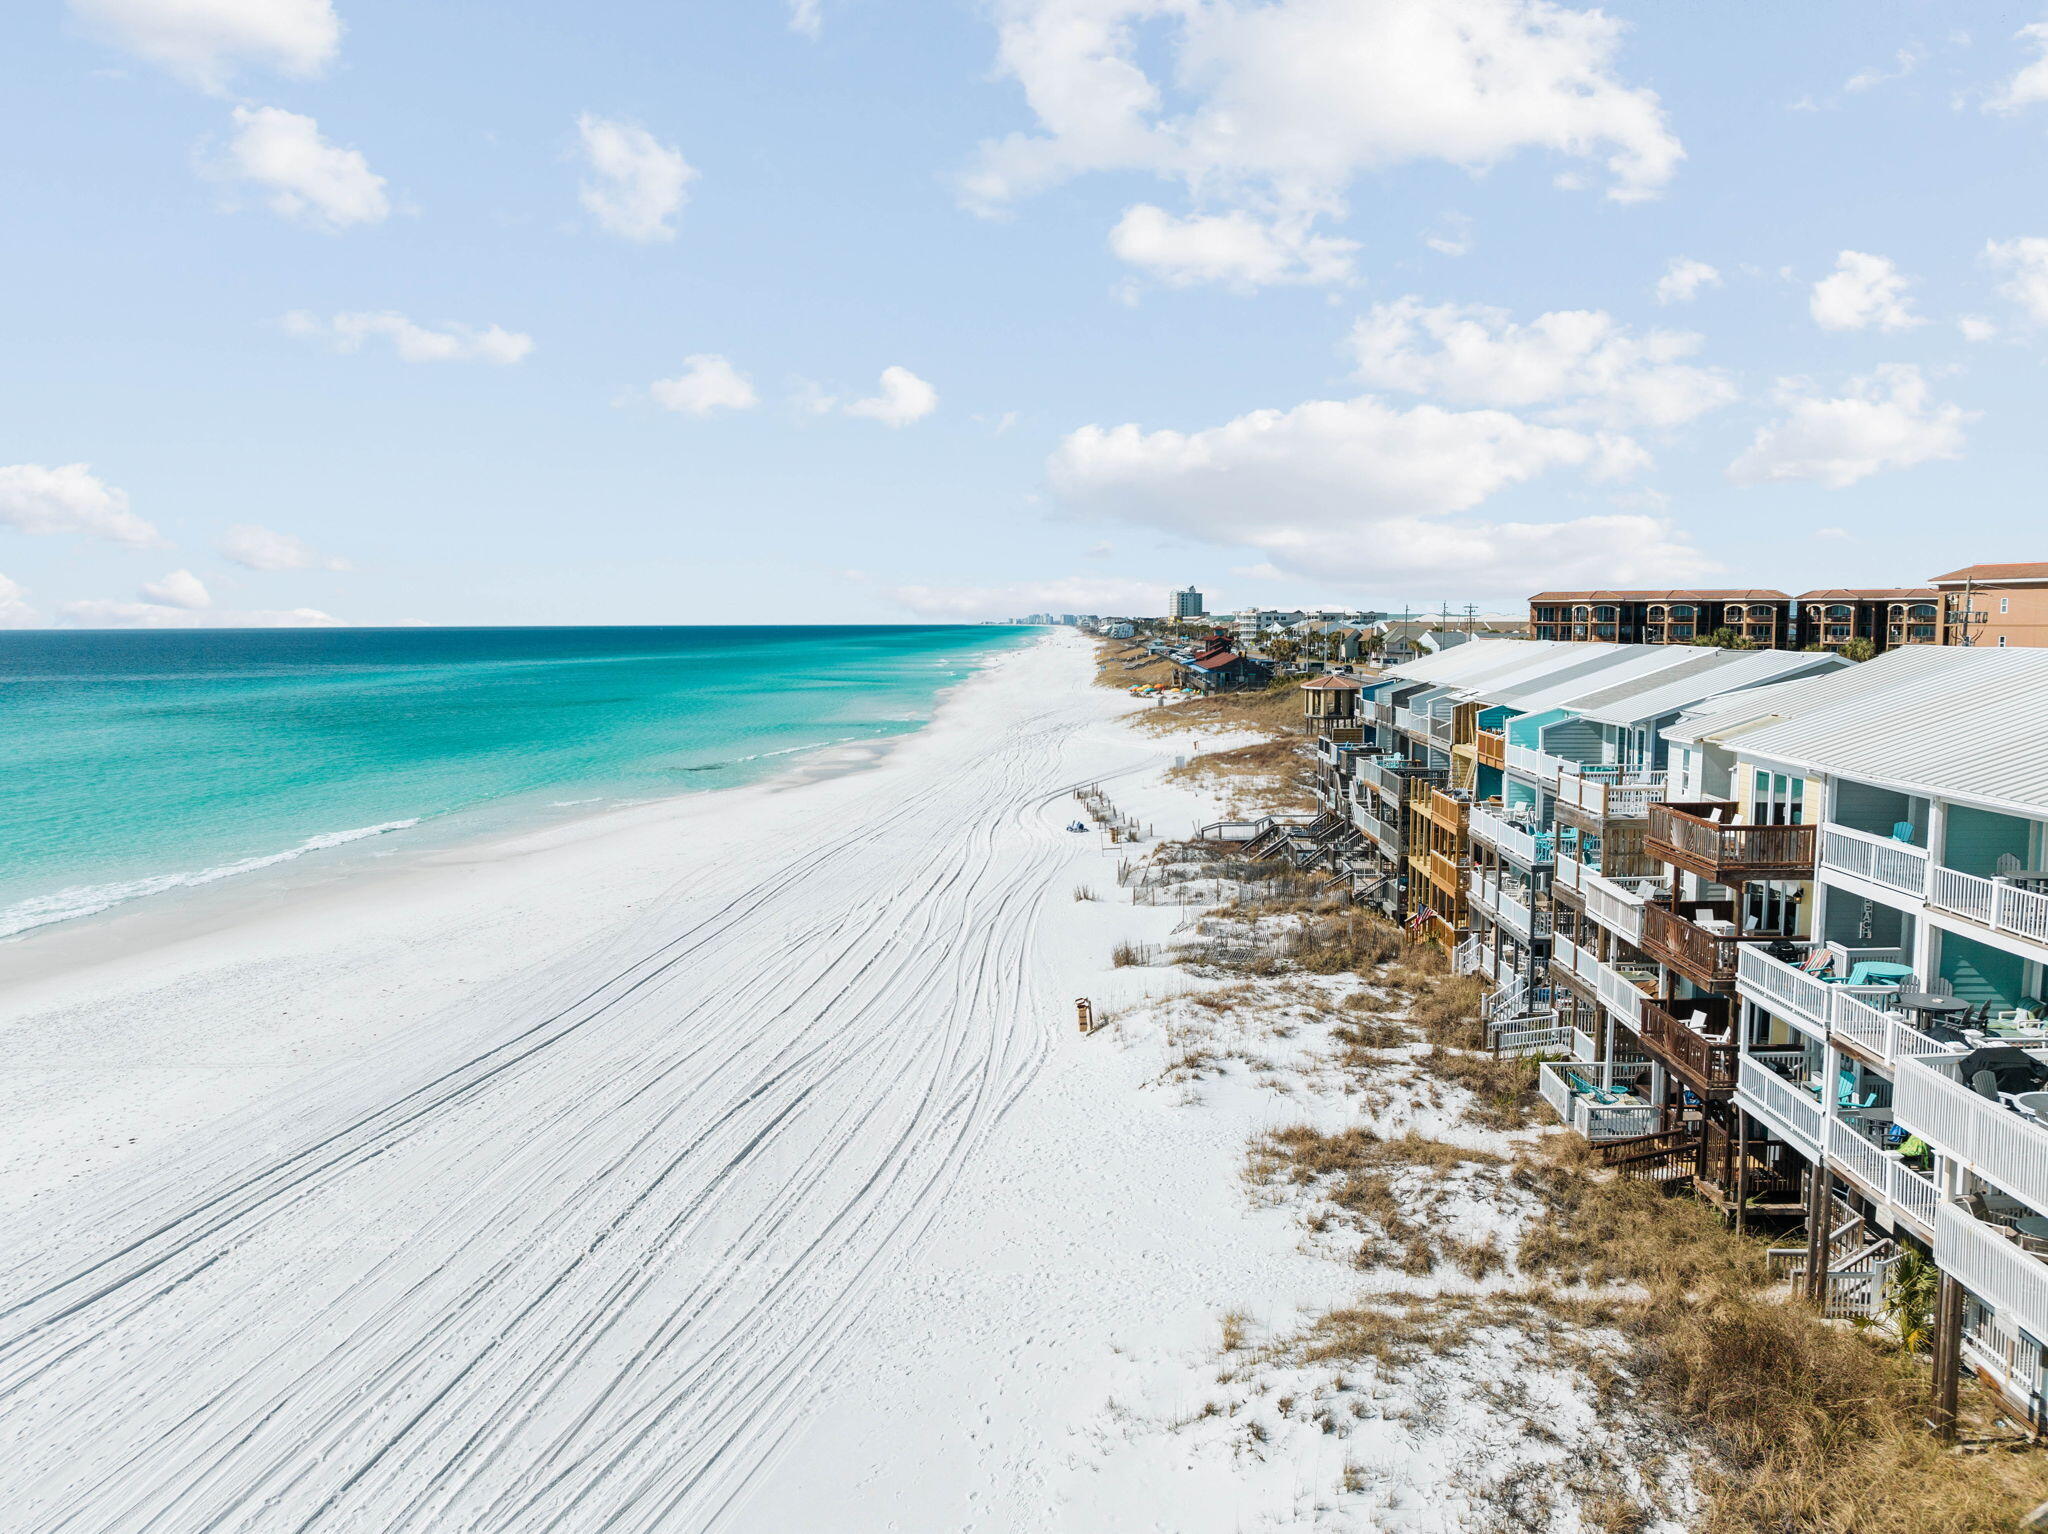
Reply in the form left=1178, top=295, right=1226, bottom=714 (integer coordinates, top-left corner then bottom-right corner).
left=0, top=625, right=1034, bottom=940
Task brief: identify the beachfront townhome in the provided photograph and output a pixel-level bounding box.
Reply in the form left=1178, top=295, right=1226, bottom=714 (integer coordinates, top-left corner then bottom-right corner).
left=1526, top=645, right=2048, bottom=1427
left=1318, top=642, right=1664, bottom=951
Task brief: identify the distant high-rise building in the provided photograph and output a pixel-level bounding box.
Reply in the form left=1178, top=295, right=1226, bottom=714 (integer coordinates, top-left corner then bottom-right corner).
left=1171, top=585, right=1206, bottom=619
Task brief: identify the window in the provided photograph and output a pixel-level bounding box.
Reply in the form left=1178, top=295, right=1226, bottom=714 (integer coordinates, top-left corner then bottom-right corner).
left=2001, top=597, right=2011, bottom=614
left=1594, top=605, right=1618, bottom=621
left=1754, top=771, right=1804, bottom=826
left=2000, top=635, right=2010, bottom=647
left=1671, top=605, right=1695, bottom=620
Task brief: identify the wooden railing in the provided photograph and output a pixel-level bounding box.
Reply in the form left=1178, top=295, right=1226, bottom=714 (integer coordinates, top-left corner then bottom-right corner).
left=1424, top=786, right=1470, bottom=833
left=1638, top=997, right=1738, bottom=1091
left=1639, top=899, right=1764, bottom=987
left=1474, top=729, right=1506, bottom=770
left=1596, top=1126, right=1699, bottom=1187
left=1647, top=802, right=1817, bottom=882
left=1697, top=1118, right=1803, bottom=1205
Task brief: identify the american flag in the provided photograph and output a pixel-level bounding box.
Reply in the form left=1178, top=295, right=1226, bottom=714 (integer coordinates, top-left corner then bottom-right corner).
left=1405, top=905, right=1435, bottom=934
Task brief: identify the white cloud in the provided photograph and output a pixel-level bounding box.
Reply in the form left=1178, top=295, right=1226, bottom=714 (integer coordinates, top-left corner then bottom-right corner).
left=56, top=600, right=340, bottom=629
left=0, top=573, right=37, bottom=629
left=221, top=106, right=389, bottom=230
left=1109, top=204, right=1357, bottom=287
left=0, top=462, right=162, bottom=546
left=1958, top=315, right=2000, bottom=342
left=1987, top=21, right=2048, bottom=112
left=137, top=568, right=212, bottom=609
left=881, top=575, right=1167, bottom=619
left=789, top=0, right=822, bottom=38
left=1348, top=297, right=1736, bottom=428
left=1655, top=256, right=1720, bottom=304
left=1809, top=250, right=1923, bottom=331
left=1727, top=364, right=1971, bottom=489
left=69, top=0, right=339, bottom=92
left=1844, top=45, right=1925, bottom=94
left=576, top=115, right=695, bottom=243
left=845, top=366, right=938, bottom=427
left=1812, top=526, right=1854, bottom=541
left=966, top=0, right=1680, bottom=284
left=649, top=354, right=759, bottom=415
left=1985, top=236, right=2048, bottom=322
left=217, top=522, right=351, bottom=572
left=281, top=310, right=532, bottom=364
left=1046, top=392, right=1695, bottom=593
left=1422, top=212, right=1473, bottom=258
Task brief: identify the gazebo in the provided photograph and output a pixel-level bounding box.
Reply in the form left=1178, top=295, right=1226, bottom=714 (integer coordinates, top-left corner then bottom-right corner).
left=1299, top=669, right=1365, bottom=737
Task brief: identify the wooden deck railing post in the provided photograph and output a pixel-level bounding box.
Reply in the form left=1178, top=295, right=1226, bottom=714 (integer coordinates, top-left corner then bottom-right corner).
left=1801, top=1166, right=1831, bottom=1306
left=1931, top=1272, right=1965, bottom=1442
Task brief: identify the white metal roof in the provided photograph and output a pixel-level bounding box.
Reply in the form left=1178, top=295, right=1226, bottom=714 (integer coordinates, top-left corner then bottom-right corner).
left=1572, top=649, right=1850, bottom=727
left=1480, top=646, right=1706, bottom=712
left=1383, top=638, right=1586, bottom=686
left=1707, top=647, right=2048, bottom=818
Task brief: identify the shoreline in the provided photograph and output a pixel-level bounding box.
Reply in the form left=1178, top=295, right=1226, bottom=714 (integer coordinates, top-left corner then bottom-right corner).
left=0, top=641, right=1013, bottom=998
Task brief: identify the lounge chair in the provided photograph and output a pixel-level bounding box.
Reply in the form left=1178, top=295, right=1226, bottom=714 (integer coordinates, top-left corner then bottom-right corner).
left=1972, top=1069, right=2003, bottom=1100
left=1846, top=961, right=1915, bottom=986
left=1891, top=821, right=1916, bottom=844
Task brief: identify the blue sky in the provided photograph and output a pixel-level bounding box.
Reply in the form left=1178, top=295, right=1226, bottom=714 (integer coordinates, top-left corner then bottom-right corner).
left=3, top=0, right=2047, bottom=627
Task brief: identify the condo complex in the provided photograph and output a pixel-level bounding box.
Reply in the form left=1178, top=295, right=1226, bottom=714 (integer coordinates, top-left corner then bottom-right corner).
left=1297, top=636, right=2048, bottom=1430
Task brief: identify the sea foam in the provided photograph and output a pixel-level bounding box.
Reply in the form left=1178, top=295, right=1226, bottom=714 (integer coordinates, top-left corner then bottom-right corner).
left=0, top=820, right=422, bottom=940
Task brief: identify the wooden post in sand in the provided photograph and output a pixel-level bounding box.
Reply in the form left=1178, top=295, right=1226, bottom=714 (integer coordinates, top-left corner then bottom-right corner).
left=1076, top=998, right=1096, bottom=1035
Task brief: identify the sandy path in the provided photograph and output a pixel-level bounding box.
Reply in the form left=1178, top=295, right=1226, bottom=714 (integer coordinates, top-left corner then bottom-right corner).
left=0, top=634, right=1195, bottom=1533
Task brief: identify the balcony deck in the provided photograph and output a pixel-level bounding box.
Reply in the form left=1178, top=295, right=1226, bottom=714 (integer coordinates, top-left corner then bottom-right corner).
left=1636, top=995, right=1739, bottom=1095
left=1647, top=802, right=1817, bottom=884
left=1639, top=899, right=1771, bottom=989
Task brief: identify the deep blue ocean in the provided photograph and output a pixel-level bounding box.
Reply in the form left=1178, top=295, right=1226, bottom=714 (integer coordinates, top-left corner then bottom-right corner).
left=0, top=625, right=1034, bottom=939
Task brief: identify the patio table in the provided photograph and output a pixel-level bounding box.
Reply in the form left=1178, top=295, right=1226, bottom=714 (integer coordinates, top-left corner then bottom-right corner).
left=1896, top=991, right=1968, bottom=1022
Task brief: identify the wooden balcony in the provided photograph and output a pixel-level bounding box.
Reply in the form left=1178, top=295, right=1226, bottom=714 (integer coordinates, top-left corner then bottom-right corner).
left=1474, top=729, right=1506, bottom=770
left=1638, top=899, right=1771, bottom=989
left=1423, top=786, right=1470, bottom=834
left=1427, top=848, right=1466, bottom=895
left=1636, top=995, right=1739, bottom=1095
left=1647, top=802, right=1816, bottom=884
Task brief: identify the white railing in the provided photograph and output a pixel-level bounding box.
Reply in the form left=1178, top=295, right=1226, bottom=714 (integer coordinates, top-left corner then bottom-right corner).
left=1492, top=1019, right=1574, bottom=1057
left=1735, top=946, right=1833, bottom=1037
left=1552, top=853, right=1585, bottom=895
left=1571, top=1026, right=1599, bottom=1061
left=1361, top=699, right=1392, bottom=725
left=1820, top=821, right=1930, bottom=899
left=1536, top=1061, right=1657, bottom=1141
left=1896, top=1057, right=2048, bottom=1211
left=1392, top=706, right=1424, bottom=737
left=1496, top=886, right=1540, bottom=943
left=1935, top=1201, right=2048, bottom=1347
left=1579, top=868, right=1656, bottom=945
left=1593, top=957, right=1652, bottom=1029
left=1426, top=712, right=1454, bottom=743
left=1555, top=770, right=1667, bottom=822
left=1737, top=1056, right=1822, bottom=1157
left=1928, top=865, right=1995, bottom=924
left=1889, top=1018, right=1952, bottom=1064
left=1827, top=1115, right=1889, bottom=1194
left=1960, top=1304, right=2042, bottom=1397
left=1890, top=1158, right=1940, bottom=1233
left=1452, top=935, right=1484, bottom=976
left=1463, top=875, right=1496, bottom=922
left=1830, top=988, right=1895, bottom=1056
left=1468, top=805, right=1554, bottom=867
left=1506, top=744, right=1576, bottom=782
left=1926, top=867, right=2048, bottom=948
left=1552, top=934, right=1584, bottom=979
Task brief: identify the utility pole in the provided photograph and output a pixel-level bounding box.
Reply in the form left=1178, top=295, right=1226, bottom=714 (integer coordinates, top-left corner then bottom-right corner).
left=1947, top=578, right=1984, bottom=647
left=1462, top=602, right=1478, bottom=634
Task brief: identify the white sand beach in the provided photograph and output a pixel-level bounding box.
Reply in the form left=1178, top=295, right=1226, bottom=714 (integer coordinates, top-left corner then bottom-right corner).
left=0, top=632, right=1352, bottom=1533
